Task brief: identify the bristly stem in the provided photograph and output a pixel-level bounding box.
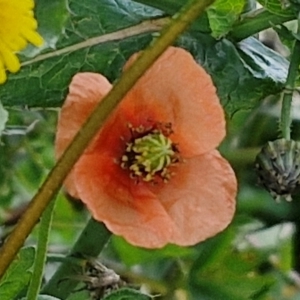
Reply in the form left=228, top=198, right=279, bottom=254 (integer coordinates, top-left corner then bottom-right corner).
left=26, top=199, right=56, bottom=300
left=280, top=14, right=300, bottom=140
left=0, top=0, right=215, bottom=280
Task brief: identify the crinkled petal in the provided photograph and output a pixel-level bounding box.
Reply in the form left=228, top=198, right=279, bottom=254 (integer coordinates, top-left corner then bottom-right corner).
left=55, top=73, right=112, bottom=197
left=74, top=152, right=175, bottom=248
left=149, top=150, right=237, bottom=246
left=120, top=47, right=225, bottom=157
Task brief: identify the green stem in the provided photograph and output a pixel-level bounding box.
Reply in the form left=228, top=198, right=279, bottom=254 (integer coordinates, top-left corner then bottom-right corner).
left=42, top=218, right=111, bottom=299
left=0, top=0, right=215, bottom=280
left=229, top=8, right=295, bottom=41
left=26, top=199, right=56, bottom=300
left=280, top=14, right=300, bottom=140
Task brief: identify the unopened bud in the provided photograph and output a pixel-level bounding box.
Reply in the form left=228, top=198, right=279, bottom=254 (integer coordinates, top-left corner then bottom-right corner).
left=255, top=139, right=300, bottom=201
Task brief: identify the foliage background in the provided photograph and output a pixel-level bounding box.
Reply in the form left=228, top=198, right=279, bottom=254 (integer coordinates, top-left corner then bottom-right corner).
left=1, top=0, right=300, bottom=299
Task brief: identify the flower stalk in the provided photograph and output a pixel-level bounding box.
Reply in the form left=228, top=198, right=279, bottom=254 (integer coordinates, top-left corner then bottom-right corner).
left=26, top=199, right=56, bottom=300
left=280, top=13, right=300, bottom=140
left=255, top=14, right=300, bottom=202
left=0, top=0, right=215, bottom=280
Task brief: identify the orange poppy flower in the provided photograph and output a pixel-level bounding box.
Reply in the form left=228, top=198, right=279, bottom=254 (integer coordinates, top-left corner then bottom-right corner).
left=55, top=47, right=237, bottom=248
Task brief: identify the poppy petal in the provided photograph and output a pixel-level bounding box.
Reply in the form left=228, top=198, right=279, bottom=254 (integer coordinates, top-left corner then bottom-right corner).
left=119, top=47, right=226, bottom=157
left=55, top=72, right=112, bottom=197
left=149, top=150, right=237, bottom=246
left=55, top=47, right=237, bottom=249
left=74, top=152, right=175, bottom=248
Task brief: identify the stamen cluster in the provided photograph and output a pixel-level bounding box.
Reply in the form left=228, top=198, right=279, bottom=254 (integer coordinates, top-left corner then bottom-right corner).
left=121, top=123, right=180, bottom=182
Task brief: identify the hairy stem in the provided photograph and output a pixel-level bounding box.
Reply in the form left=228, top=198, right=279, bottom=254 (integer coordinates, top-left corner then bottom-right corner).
left=26, top=199, right=56, bottom=300
left=280, top=14, right=300, bottom=140
left=0, top=0, right=215, bottom=280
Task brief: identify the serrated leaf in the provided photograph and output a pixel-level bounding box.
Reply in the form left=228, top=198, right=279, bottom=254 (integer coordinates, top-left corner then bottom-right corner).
left=103, top=288, right=151, bottom=300
left=0, top=0, right=163, bottom=107
left=0, top=247, right=35, bottom=300
left=257, top=0, right=295, bottom=17
left=0, top=101, right=8, bottom=136
left=207, top=0, right=246, bottom=38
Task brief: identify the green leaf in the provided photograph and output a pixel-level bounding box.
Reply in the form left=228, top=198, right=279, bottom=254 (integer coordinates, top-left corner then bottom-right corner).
left=36, top=0, right=69, bottom=50
left=273, top=23, right=297, bottom=45
left=289, top=0, right=300, bottom=12
left=1, top=0, right=163, bottom=107
left=0, top=247, right=35, bottom=300
left=207, top=0, right=246, bottom=38
left=22, top=0, right=69, bottom=57
left=102, top=288, right=151, bottom=300
left=178, top=34, right=288, bottom=115
left=132, top=0, right=211, bottom=33
left=133, top=0, right=183, bottom=14
left=0, top=0, right=289, bottom=116
left=257, top=0, right=296, bottom=17
left=0, top=102, right=8, bottom=136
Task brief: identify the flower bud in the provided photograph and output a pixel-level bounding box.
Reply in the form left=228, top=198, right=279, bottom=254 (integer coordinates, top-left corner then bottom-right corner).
left=255, top=139, right=300, bottom=201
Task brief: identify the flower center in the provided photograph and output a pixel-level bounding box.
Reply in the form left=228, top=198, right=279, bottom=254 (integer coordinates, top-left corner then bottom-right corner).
left=121, top=125, right=180, bottom=182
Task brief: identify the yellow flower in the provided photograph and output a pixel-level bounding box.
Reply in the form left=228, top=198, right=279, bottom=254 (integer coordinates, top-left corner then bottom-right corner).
left=0, top=0, right=43, bottom=83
